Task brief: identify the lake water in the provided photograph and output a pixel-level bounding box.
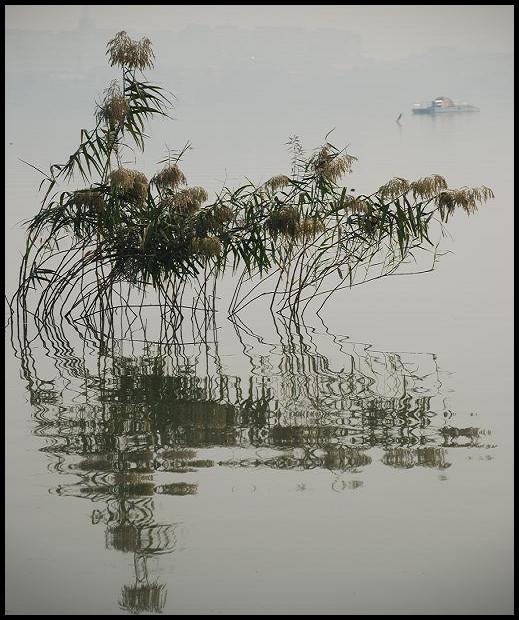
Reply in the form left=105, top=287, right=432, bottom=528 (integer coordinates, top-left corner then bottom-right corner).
left=5, top=29, right=513, bottom=615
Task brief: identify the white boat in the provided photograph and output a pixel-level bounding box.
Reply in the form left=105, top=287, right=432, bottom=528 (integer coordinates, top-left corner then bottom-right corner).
left=412, top=96, right=479, bottom=114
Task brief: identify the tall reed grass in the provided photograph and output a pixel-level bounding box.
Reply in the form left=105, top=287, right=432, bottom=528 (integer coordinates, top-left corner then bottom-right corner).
left=10, top=31, right=494, bottom=339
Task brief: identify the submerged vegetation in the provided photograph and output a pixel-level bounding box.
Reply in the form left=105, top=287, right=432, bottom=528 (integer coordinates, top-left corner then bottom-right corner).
left=10, top=31, right=494, bottom=340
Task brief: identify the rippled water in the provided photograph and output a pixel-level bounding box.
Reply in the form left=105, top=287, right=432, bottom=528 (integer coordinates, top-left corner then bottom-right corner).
left=5, top=23, right=513, bottom=615
left=5, top=306, right=512, bottom=614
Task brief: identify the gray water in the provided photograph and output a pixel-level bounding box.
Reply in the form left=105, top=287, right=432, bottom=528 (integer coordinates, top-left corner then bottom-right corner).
left=5, top=14, right=514, bottom=616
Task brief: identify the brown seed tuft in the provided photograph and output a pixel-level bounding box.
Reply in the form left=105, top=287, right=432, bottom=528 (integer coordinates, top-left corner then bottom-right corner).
left=265, top=174, right=291, bottom=191
left=266, top=207, right=301, bottom=238
left=167, top=187, right=208, bottom=215
left=313, top=145, right=357, bottom=183
left=339, top=195, right=368, bottom=214
left=192, top=236, right=222, bottom=258
left=97, top=82, right=129, bottom=129
left=73, top=190, right=106, bottom=212
left=409, top=175, right=447, bottom=200
left=153, top=164, right=186, bottom=190
left=213, top=204, right=233, bottom=224
left=378, top=177, right=410, bottom=202
left=437, top=186, right=493, bottom=216
left=106, top=31, right=155, bottom=71
left=299, top=217, right=326, bottom=238
left=110, top=168, right=149, bottom=205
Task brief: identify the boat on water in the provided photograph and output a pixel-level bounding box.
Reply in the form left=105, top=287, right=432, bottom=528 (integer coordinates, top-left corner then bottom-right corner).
left=412, top=96, right=479, bottom=114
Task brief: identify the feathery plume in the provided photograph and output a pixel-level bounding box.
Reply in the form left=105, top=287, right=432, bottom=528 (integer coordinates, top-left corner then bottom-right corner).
left=153, top=164, right=186, bottom=190
left=266, top=207, right=301, bottom=238
left=265, top=174, right=291, bottom=191
left=163, top=187, right=208, bottom=215
left=313, top=145, right=357, bottom=183
left=110, top=168, right=149, bottom=205
left=96, top=81, right=129, bottom=129
left=378, top=177, right=411, bottom=202
left=192, top=236, right=222, bottom=258
left=107, top=31, right=155, bottom=71
left=73, top=190, right=105, bottom=212
left=409, top=175, right=447, bottom=200
left=299, top=217, right=326, bottom=238
left=438, top=186, right=494, bottom=216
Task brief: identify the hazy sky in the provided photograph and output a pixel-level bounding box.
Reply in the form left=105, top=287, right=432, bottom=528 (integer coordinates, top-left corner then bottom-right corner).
left=5, top=5, right=514, bottom=61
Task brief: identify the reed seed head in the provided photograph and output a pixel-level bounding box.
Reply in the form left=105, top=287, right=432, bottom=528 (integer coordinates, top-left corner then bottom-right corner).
left=73, top=190, right=106, bottom=212
left=107, top=31, right=155, bottom=71
left=267, top=207, right=301, bottom=238
left=192, top=236, right=222, bottom=258
left=299, top=217, right=326, bottom=238
left=164, top=187, right=208, bottom=215
left=213, top=204, right=234, bottom=224
left=313, top=145, right=357, bottom=183
left=110, top=168, right=134, bottom=190
left=110, top=168, right=149, bottom=205
left=133, top=179, right=149, bottom=205
left=96, top=82, right=129, bottom=129
left=348, top=197, right=369, bottom=214
left=378, top=177, right=411, bottom=202
left=265, top=174, right=291, bottom=191
left=437, top=186, right=494, bottom=215
left=153, top=164, right=186, bottom=190
left=178, top=186, right=208, bottom=210
left=409, top=174, right=447, bottom=200
left=338, top=194, right=369, bottom=215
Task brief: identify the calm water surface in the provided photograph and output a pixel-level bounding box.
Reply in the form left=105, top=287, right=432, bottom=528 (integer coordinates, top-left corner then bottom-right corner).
left=5, top=36, right=513, bottom=614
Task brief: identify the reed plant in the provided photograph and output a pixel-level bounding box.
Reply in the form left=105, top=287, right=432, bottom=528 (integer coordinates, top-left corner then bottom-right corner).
left=11, top=31, right=494, bottom=336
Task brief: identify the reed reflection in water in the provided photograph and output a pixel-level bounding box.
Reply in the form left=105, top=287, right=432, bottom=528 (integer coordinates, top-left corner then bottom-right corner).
left=12, top=314, right=495, bottom=614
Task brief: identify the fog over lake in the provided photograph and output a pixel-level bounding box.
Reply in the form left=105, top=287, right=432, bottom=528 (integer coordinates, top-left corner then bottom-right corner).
left=5, top=6, right=513, bottom=615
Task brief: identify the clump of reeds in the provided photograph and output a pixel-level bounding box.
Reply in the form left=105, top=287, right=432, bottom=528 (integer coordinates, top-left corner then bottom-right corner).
left=382, top=448, right=416, bottom=469
left=107, top=524, right=139, bottom=553
left=107, top=31, right=155, bottom=71
left=266, top=207, right=301, bottom=238
left=11, top=30, right=496, bottom=332
left=156, top=482, right=198, bottom=496
left=416, top=447, right=451, bottom=469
